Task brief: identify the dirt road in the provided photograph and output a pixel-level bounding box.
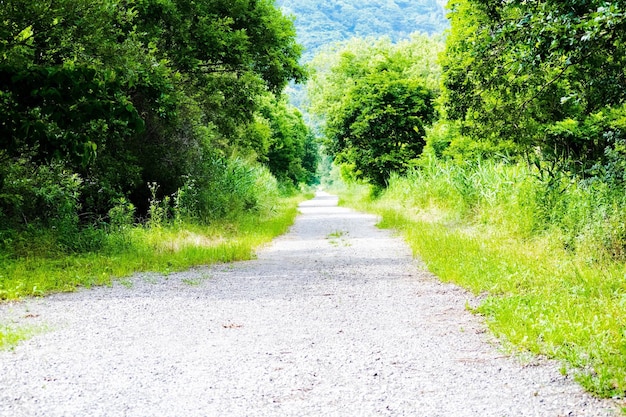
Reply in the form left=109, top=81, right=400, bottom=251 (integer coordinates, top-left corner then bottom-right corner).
left=0, top=192, right=618, bottom=416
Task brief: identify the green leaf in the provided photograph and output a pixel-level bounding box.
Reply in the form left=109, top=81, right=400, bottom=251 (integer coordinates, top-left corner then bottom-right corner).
left=15, top=25, right=34, bottom=44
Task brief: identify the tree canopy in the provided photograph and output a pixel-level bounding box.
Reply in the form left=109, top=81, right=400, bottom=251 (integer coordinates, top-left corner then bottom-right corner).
left=441, top=0, right=626, bottom=177
left=308, top=35, right=442, bottom=186
left=0, top=0, right=316, bottom=242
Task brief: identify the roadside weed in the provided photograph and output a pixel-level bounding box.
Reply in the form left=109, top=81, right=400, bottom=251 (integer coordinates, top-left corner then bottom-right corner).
left=181, top=273, right=211, bottom=286
left=0, top=324, right=42, bottom=350
left=327, top=229, right=351, bottom=246
left=327, top=230, right=347, bottom=239
left=0, top=197, right=302, bottom=301
left=0, top=326, right=26, bottom=350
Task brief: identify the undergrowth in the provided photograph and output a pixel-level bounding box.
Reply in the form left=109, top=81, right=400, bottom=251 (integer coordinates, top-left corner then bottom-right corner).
left=0, top=198, right=301, bottom=300
left=335, top=159, right=626, bottom=400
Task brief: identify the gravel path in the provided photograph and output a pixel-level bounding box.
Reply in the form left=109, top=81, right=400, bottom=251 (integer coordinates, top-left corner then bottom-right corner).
left=0, top=192, right=619, bottom=416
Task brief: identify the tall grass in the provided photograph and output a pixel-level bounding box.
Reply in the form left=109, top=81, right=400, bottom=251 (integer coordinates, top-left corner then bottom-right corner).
left=0, top=202, right=300, bottom=300
left=0, top=157, right=300, bottom=294
left=337, top=159, right=626, bottom=399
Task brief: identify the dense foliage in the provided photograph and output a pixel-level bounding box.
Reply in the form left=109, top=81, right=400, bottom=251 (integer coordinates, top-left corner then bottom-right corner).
left=441, top=0, right=626, bottom=178
left=308, top=35, right=442, bottom=187
left=257, top=95, right=319, bottom=185
left=0, top=0, right=316, bottom=254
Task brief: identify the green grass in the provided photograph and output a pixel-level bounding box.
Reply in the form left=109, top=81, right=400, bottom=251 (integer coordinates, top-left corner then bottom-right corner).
left=0, top=326, right=27, bottom=350
left=0, top=196, right=303, bottom=301
left=335, top=163, right=626, bottom=400
left=0, top=324, right=43, bottom=350
left=0, top=195, right=304, bottom=349
left=326, top=229, right=351, bottom=247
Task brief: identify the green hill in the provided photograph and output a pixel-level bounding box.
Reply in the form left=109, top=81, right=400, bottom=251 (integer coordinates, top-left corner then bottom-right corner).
left=276, top=0, right=448, bottom=60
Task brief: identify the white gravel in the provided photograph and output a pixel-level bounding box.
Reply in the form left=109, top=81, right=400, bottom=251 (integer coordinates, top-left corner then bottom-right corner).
left=0, top=192, right=620, bottom=416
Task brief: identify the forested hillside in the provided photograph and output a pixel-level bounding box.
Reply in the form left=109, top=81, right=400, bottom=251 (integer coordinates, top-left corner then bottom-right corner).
left=276, top=0, right=447, bottom=59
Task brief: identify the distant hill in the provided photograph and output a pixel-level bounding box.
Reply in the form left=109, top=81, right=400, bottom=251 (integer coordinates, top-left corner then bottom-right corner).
left=276, top=0, right=449, bottom=61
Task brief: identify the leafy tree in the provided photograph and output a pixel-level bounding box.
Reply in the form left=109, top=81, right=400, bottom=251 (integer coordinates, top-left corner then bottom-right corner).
left=0, top=0, right=145, bottom=165
left=441, top=0, right=626, bottom=176
left=308, top=35, right=442, bottom=186
left=327, top=72, right=435, bottom=187
left=0, top=0, right=153, bottom=216
left=0, top=0, right=307, bottom=227
left=258, top=95, right=319, bottom=185
left=109, top=0, right=308, bottom=204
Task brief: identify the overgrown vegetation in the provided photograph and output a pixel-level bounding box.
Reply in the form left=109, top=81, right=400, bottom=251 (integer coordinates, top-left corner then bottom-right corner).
left=441, top=0, right=626, bottom=175
left=0, top=1, right=316, bottom=209
left=0, top=161, right=306, bottom=300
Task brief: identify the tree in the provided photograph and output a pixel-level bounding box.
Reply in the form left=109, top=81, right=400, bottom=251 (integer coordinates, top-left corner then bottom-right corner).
left=441, top=0, right=626, bottom=176
left=327, top=72, right=435, bottom=186
left=0, top=0, right=307, bottom=224
left=258, top=95, right=319, bottom=185
left=308, top=35, right=441, bottom=186
left=0, top=0, right=145, bottom=167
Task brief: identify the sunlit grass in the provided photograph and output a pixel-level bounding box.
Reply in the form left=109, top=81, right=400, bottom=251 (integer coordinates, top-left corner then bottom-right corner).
left=0, top=326, right=26, bottom=350
left=0, top=196, right=302, bottom=301
left=0, top=324, right=42, bottom=350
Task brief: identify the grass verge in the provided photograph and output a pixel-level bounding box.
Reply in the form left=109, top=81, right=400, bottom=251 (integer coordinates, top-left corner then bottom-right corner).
left=0, top=196, right=302, bottom=300
left=337, top=182, right=626, bottom=401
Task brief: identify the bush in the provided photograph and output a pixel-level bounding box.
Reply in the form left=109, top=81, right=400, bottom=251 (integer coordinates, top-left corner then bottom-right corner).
left=382, top=155, right=626, bottom=264
left=0, top=159, right=81, bottom=228
left=0, top=152, right=290, bottom=258
left=0, top=159, right=92, bottom=255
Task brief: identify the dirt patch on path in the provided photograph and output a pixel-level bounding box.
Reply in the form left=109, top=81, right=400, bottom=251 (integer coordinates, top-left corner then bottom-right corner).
left=0, top=192, right=619, bottom=416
